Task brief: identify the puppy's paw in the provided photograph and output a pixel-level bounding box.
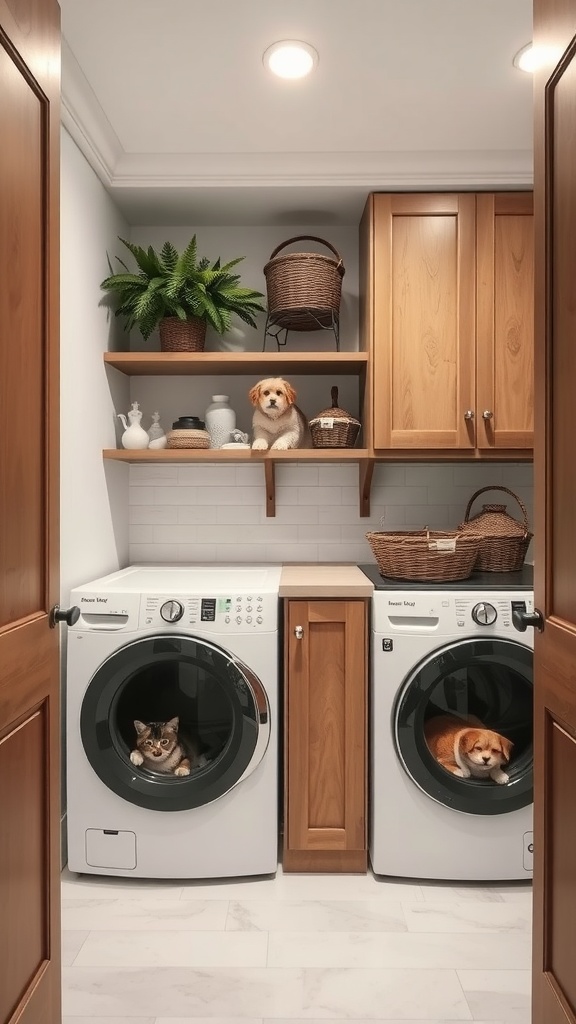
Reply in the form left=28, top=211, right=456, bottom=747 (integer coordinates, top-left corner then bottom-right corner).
left=174, top=764, right=191, bottom=777
left=452, top=767, right=465, bottom=777
left=252, top=438, right=269, bottom=451
left=130, top=750, right=144, bottom=766
left=270, top=438, right=292, bottom=450
left=490, top=769, right=509, bottom=785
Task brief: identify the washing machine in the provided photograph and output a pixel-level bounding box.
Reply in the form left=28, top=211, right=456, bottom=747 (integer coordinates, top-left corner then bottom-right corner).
left=359, top=564, right=534, bottom=882
left=66, top=564, right=281, bottom=879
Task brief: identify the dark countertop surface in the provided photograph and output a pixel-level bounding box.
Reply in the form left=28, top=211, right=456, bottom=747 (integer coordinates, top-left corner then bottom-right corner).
left=357, top=563, right=534, bottom=591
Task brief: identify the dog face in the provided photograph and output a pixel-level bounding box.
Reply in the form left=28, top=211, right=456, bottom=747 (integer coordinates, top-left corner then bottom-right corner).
left=248, top=377, right=297, bottom=420
left=458, top=728, right=513, bottom=772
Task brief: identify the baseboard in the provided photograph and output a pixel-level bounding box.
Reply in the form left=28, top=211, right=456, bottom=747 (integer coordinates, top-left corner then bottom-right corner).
left=283, top=848, right=367, bottom=873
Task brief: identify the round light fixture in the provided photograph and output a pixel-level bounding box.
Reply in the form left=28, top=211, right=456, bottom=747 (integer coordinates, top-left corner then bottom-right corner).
left=513, top=43, right=538, bottom=73
left=263, top=40, right=318, bottom=79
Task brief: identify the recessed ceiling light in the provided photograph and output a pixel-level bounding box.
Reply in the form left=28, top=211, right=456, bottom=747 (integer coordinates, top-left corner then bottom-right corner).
left=513, top=43, right=539, bottom=73
left=263, top=41, right=318, bottom=80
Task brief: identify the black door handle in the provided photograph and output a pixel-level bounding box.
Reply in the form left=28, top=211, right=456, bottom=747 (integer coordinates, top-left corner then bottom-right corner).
left=49, top=605, right=80, bottom=628
left=512, top=607, right=544, bottom=633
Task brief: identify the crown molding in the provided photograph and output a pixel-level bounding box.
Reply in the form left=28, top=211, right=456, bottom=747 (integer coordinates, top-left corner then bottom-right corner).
left=61, top=42, right=533, bottom=192
left=61, top=36, right=123, bottom=185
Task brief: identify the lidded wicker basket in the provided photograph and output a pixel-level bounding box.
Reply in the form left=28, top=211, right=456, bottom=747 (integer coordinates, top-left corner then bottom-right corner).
left=458, top=485, right=533, bottom=572
left=365, top=529, right=482, bottom=582
left=309, top=386, right=361, bottom=448
left=263, top=235, right=345, bottom=332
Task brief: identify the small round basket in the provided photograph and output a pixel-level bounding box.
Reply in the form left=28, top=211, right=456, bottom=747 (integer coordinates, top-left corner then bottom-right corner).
left=365, top=529, right=483, bottom=582
left=309, top=386, right=361, bottom=448
left=166, top=415, right=210, bottom=449
left=458, top=485, right=533, bottom=572
left=263, top=235, right=345, bottom=332
left=159, top=316, right=206, bottom=352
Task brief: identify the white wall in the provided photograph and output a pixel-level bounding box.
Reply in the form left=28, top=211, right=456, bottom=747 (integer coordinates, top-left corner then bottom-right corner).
left=60, top=128, right=130, bottom=601
left=129, top=461, right=534, bottom=566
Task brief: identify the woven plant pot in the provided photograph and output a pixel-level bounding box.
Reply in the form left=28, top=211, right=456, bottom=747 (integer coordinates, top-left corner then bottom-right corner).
left=264, top=235, right=345, bottom=332
left=310, top=386, right=361, bottom=448
left=458, top=485, right=533, bottom=572
left=365, top=530, right=483, bottom=582
left=159, top=316, right=206, bottom=352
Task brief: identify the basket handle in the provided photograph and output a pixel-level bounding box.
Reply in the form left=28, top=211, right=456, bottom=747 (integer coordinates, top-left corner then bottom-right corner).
left=463, top=485, right=530, bottom=533
left=268, top=235, right=344, bottom=268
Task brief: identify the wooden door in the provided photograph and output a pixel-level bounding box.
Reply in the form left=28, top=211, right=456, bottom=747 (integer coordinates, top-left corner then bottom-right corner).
left=284, top=600, right=367, bottom=872
left=532, top=2, right=576, bottom=1023
left=0, top=3, right=61, bottom=1024
left=371, top=193, right=476, bottom=450
left=476, top=192, right=534, bottom=450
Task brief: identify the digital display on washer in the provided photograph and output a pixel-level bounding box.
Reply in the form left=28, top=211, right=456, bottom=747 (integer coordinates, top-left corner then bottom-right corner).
left=201, top=598, right=216, bottom=621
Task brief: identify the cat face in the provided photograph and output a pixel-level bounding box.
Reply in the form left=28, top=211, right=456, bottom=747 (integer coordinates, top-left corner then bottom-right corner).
left=133, top=717, right=179, bottom=765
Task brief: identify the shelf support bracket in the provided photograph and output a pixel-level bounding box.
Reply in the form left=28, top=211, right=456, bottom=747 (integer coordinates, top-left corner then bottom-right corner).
left=264, top=460, right=276, bottom=517
left=359, top=458, right=374, bottom=518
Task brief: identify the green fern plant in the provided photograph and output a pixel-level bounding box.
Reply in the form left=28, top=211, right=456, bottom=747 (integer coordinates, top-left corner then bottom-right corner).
left=101, top=236, right=266, bottom=340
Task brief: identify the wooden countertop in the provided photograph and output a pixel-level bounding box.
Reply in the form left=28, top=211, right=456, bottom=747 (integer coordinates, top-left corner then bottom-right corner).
left=279, top=564, right=374, bottom=598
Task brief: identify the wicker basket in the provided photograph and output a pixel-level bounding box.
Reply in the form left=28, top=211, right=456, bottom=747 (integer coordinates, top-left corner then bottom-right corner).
left=310, top=386, right=361, bottom=448
left=166, top=429, right=210, bottom=449
left=458, top=485, right=533, bottom=572
left=263, top=235, right=345, bottom=332
left=365, top=530, right=483, bottom=582
left=159, top=316, right=206, bottom=352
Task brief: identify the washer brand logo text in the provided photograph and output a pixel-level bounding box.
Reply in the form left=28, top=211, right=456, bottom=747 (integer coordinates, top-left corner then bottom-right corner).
left=80, top=597, right=108, bottom=603
left=387, top=600, right=415, bottom=607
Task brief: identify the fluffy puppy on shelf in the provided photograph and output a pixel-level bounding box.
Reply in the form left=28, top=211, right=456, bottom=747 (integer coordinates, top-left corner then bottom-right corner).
left=249, top=377, right=311, bottom=450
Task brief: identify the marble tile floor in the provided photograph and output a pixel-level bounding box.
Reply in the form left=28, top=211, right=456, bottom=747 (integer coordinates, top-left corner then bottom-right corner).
left=61, top=865, right=533, bottom=1024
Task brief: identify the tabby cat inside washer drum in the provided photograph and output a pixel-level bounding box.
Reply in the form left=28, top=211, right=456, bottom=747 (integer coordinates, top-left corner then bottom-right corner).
left=359, top=564, right=534, bottom=882
left=66, top=565, right=281, bottom=879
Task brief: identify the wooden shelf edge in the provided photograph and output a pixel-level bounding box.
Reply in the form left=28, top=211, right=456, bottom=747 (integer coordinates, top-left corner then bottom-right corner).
left=103, top=449, right=377, bottom=521
left=104, top=351, right=369, bottom=376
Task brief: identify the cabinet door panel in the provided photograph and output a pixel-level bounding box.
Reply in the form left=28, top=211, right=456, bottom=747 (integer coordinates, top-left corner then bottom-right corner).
left=284, top=600, right=366, bottom=865
left=476, top=193, right=534, bottom=449
left=373, top=194, right=476, bottom=449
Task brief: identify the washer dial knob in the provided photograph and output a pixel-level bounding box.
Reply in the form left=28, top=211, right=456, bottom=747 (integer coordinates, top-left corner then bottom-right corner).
left=160, top=599, right=184, bottom=623
left=472, top=601, right=497, bottom=626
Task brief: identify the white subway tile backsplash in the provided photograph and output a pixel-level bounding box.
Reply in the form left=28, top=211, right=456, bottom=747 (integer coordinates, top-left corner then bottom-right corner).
left=128, top=462, right=534, bottom=566
left=178, top=466, right=236, bottom=486
left=129, top=506, right=178, bottom=525
left=216, top=505, right=264, bottom=525
left=130, top=466, right=179, bottom=485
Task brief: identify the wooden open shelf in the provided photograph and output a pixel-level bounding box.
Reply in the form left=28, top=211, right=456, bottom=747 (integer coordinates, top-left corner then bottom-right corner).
left=103, top=448, right=374, bottom=518
left=104, top=351, right=369, bottom=376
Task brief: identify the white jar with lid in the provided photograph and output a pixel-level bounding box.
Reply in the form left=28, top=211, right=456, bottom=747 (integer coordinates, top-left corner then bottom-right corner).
left=204, top=395, right=236, bottom=449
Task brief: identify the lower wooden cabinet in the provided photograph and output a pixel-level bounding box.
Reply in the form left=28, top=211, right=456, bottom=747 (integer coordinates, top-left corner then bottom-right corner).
left=283, top=599, right=368, bottom=872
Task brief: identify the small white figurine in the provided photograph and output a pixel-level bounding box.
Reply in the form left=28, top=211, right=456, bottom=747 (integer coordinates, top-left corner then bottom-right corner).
left=117, top=401, right=150, bottom=449
left=147, top=411, right=168, bottom=449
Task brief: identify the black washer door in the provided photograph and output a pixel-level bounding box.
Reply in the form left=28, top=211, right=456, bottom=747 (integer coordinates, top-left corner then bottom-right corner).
left=394, top=637, right=533, bottom=815
left=80, top=634, right=270, bottom=811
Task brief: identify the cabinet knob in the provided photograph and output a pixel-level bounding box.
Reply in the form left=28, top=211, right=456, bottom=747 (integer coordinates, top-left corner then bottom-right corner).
left=49, top=605, right=80, bottom=628
left=294, top=625, right=304, bottom=640
left=464, top=410, right=475, bottom=421
left=482, top=410, right=494, bottom=420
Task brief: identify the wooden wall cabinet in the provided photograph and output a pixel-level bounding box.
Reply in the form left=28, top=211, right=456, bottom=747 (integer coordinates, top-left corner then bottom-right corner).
left=283, top=599, right=368, bottom=872
left=364, top=192, right=534, bottom=453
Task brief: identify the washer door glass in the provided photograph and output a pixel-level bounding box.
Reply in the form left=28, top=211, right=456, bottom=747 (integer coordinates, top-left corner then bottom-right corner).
left=80, top=634, right=270, bottom=811
left=394, top=638, right=533, bottom=815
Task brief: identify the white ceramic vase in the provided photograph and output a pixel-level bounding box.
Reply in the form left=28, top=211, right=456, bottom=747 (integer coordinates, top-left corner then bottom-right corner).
left=204, top=394, right=236, bottom=449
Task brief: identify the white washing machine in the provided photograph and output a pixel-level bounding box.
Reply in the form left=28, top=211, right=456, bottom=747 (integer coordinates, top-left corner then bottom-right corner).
left=66, top=564, right=281, bottom=879
left=359, top=565, right=534, bottom=882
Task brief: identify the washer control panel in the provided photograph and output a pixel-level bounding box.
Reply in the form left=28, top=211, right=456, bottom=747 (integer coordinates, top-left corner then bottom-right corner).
left=471, top=601, right=498, bottom=626
left=140, top=592, right=275, bottom=632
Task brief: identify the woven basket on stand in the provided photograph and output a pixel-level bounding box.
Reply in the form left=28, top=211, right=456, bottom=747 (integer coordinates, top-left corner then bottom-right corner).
left=159, top=316, right=206, bottom=352
left=263, top=235, right=345, bottom=331
left=458, top=485, right=533, bottom=572
left=365, top=530, right=482, bottom=582
left=309, top=386, right=361, bottom=448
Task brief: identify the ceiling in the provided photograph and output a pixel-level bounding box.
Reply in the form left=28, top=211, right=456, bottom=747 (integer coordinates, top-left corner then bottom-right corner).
left=59, top=0, right=534, bottom=225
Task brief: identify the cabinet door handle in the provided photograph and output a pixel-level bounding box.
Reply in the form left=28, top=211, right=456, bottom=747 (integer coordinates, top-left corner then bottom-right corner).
left=464, top=410, right=475, bottom=421
left=294, top=625, right=304, bottom=639
left=482, top=410, right=494, bottom=420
